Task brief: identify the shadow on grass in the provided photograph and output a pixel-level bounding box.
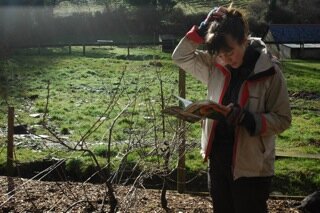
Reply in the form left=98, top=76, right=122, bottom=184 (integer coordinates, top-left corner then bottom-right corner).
left=0, top=55, right=62, bottom=104
left=282, top=60, right=320, bottom=77
left=272, top=172, right=319, bottom=196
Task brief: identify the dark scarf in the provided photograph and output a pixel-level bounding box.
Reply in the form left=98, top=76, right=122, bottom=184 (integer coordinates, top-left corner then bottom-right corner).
left=210, top=44, right=261, bottom=165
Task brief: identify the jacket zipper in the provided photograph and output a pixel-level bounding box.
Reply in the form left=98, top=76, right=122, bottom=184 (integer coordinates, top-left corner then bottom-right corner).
left=204, top=64, right=231, bottom=161
left=232, top=81, right=250, bottom=178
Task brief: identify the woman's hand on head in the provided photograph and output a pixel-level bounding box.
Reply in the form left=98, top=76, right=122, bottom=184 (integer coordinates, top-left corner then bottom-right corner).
left=198, top=6, right=228, bottom=38
left=204, top=7, right=228, bottom=24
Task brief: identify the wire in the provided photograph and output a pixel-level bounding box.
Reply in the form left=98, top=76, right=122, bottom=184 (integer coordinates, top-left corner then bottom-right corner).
left=0, top=159, right=66, bottom=207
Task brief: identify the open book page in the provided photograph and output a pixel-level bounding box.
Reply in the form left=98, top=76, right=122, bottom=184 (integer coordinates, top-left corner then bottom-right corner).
left=184, top=100, right=216, bottom=112
left=162, top=106, right=202, bottom=123
left=174, top=95, right=193, bottom=108
left=162, top=96, right=230, bottom=123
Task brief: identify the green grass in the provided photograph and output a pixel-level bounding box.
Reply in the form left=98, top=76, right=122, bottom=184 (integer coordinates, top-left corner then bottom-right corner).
left=175, top=0, right=253, bottom=15
left=273, top=158, right=320, bottom=195
left=0, top=146, right=107, bottom=166
left=282, top=59, right=320, bottom=93
left=0, top=47, right=319, bottom=195
left=273, top=59, right=320, bottom=155
left=52, top=0, right=254, bottom=18
left=185, top=149, right=207, bottom=172
left=277, top=99, right=320, bottom=154
left=1, top=46, right=177, bottom=141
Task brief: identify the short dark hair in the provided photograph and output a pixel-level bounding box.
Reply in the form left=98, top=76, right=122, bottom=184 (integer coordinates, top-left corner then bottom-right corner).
left=205, top=8, right=249, bottom=55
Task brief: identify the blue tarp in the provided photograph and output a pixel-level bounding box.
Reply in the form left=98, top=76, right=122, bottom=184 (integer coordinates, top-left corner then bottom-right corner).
left=267, top=24, right=320, bottom=43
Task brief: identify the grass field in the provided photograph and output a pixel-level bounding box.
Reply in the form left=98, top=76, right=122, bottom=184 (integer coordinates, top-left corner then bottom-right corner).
left=0, top=45, right=319, bottom=195
left=277, top=60, right=320, bottom=155
left=52, top=0, right=253, bottom=17
left=175, top=0, right=253, bottom=14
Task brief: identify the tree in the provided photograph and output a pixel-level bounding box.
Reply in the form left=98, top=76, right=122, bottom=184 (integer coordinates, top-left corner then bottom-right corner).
left=249, top=0, right=320, bottom=26
left=158, top=0, right=176, bottom=11
left=0, top=0, right=56, bottom=6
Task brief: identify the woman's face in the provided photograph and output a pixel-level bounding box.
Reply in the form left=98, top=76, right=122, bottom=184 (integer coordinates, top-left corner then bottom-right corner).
left=217, top=35, right=247, bottom=69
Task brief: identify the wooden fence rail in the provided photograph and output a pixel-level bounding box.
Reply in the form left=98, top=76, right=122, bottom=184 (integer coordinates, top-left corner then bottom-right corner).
left=8, top=40, right=318, bottom=56
left=10, top=41, right=164, bottom=56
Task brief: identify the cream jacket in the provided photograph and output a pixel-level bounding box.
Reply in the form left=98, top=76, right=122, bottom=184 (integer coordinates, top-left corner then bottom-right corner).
left=172, top=29, right=291, bottom=180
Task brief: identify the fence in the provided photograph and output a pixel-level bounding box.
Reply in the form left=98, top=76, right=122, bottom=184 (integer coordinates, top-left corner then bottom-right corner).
left=1, top=41, right=319, bottom=211
left=9, top=40, right=174, bottom=56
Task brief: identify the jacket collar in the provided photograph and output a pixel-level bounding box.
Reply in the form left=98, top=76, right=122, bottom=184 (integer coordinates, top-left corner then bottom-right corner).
left=215, top=38, right=276, bottom=80
left=247, top=38, right=276, bottom=81
left=249, top=38, right=274, bottom=74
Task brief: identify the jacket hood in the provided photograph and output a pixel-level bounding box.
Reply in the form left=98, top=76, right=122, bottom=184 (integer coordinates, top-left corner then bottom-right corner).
left=248, top=37, right=275, bottom=75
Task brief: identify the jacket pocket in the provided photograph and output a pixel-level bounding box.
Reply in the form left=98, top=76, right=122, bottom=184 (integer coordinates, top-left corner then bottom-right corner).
left=258, top=136, right=266, bottom=154
left=261, top=135, right=276, bottom=159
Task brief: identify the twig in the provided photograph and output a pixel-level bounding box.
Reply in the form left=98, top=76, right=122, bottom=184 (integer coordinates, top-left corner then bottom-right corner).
left=76, top=70, right=126, bottom=147
left=64, top=200, right=87, bottom=212
left=107, top=101, right=133, bottom=172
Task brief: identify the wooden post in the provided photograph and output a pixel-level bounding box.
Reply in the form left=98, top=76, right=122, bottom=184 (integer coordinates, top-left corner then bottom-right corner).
left=300, top=42, right=304, bottom=58
left=69, top=45, right=71, bottom=55
left=7, top=107, right=15, bottom=195
left=83, top=45, right=86, bottom=56
left=177, top=68, right=186, bottom=193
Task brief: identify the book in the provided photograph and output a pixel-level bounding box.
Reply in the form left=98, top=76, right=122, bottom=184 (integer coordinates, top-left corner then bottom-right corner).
left=162, top=95, right=230, bottom=123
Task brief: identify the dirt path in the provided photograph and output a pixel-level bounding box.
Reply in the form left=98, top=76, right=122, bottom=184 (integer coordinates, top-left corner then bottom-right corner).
left=0, top=176, right=302, bottom=212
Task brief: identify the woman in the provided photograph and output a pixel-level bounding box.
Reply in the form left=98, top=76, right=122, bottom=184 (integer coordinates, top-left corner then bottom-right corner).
left=172, top=6, right=291, bottom=213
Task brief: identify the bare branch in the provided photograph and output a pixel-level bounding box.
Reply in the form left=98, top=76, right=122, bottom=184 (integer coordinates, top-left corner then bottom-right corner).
left=107, top=101, right=133, bottom=172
